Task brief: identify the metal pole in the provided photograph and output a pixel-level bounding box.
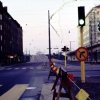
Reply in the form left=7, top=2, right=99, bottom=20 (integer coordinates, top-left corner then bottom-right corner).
left=48, top=10, right=51, bottom=62
left=80, top=26, right=85, bottom=83
left=64, top=52, right=67, bottom=68
left=70, top=41, right=75, bottom=51
left=70, top=41, right=71, bottom=51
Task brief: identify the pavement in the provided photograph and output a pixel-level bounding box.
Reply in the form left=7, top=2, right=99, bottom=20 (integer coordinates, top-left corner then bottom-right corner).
left=39, top=83, right=54, bottom=100
left=39, top=83, right=69, bottom=100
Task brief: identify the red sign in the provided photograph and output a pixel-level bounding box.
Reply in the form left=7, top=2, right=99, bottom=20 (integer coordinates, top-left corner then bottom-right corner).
left=76, top=47, right=88, bottom=61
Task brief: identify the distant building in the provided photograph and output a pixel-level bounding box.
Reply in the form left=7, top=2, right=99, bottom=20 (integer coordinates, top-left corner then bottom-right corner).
left=0, top=1, right=23, bottom=65
left=79, top=5, right=100, bottom=62
left=68, top=5, right=100, bottom=63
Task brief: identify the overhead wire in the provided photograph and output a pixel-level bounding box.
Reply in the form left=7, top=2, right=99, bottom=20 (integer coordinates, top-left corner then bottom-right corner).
left=50, top=24, right=60, bottom=37
left=50, top=0, right=78, bottom=48
left=50, top=0, right=75, bottom=20
left=50, top=0, right=99, bottom=49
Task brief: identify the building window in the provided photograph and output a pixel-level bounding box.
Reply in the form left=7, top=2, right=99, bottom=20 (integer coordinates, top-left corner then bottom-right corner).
left=0, top=14, right=2, bottom=20
left=0, top=25, right=2, bottom=30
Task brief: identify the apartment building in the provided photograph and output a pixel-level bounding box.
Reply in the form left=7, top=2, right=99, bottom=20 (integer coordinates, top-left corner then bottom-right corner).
left=0, top=1, right=23, bottom=65
left=82, top=5, right=100, bottom=62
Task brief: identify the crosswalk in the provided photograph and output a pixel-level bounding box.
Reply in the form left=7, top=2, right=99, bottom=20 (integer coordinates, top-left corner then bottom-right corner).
left=0, top=84, right=42, bottom=100
left=0, top=66, right=49, bottom=71
left=0, top=84, right=28, bottom=100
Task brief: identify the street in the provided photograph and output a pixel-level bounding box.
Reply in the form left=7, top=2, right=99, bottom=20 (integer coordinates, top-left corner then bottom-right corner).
left=0, top=56, right=100, bottom=100
left=0, top=61, right=50, bottom=100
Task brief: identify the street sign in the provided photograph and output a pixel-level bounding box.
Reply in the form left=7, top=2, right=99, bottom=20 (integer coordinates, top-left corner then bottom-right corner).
left=76, top=47, right=88, bottom=61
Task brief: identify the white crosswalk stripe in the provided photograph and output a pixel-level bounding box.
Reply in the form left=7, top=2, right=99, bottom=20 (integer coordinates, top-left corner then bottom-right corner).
left=14, top=68, right=20, bottom=70
left=36, top=66, right=41, bottom=70
left=0, top=84, right=28, bottom=100
left=22, top=67, right=26, bottom=69
left=26, top=86, right=36, bottom=90
left=29, top=67, right=34, bottom=70
left=0, top=68, right=5, bottom=70
left=6, top=68, right=12, bottom=70
left=0, top=67, right=45, bottom=71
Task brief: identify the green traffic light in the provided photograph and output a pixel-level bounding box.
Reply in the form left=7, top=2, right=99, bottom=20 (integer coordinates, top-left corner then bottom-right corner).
left=79, top=19, right=85, bottom=25
left=78, top=6, right=85, bottom=26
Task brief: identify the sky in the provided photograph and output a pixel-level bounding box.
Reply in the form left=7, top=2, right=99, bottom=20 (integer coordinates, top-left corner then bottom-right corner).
left=1, top=0, right=100, bottom=54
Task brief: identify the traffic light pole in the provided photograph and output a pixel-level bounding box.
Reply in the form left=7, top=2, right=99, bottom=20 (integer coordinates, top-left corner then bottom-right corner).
left=64, top=52, right=67, bottom=68
left=80, top=26, right=85, bottom=83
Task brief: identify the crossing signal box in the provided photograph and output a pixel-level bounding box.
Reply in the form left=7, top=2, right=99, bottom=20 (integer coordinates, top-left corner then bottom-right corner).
left=78, top=6, right=85, bottom=26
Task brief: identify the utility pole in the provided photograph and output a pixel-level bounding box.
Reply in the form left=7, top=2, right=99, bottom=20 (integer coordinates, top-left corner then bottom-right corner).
left=48, top=10, right=51, bottom=62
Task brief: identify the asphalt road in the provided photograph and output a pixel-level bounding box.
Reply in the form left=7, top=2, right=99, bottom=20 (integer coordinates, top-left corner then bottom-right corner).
left=0, top=62, right=49, bottom=100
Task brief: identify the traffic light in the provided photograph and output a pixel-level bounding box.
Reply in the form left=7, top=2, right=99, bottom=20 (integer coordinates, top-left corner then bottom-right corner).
left=66, top=47, right=69, bottom=51
left=78, top=6, right=85, bottom=26
left=62, top=46, right=66, bottom=52
left=61, top=46, right=69, bottom=52
left=98, top=22, right=100, bottom=31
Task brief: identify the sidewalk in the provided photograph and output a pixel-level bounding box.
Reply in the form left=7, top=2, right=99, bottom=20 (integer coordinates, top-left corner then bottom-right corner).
left=39, top=83, right=53, bottom=100
left=40, top=83, right=69, bottom=100
left=39, top=76, right=100, bottom=100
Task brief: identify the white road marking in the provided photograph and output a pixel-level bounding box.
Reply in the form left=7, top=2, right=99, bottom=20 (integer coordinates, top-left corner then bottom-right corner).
left=29, top=67, right=34, bottom=70
left=6, top=68, right=12, bottom=70
left=86, top=75, right=100, bottom=77
left=26, top=87, right=36, bottom=90
left=36, top=66, right=41, bottom=70
left=14, top=68, right=19, bottom=70
left=0, top=84, right=28, bottom=100
left=0, top=84, right=2, bottom=87
left=22, top=67, right=26, bottom=69
left=0, top=68, right=5, bottom=70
